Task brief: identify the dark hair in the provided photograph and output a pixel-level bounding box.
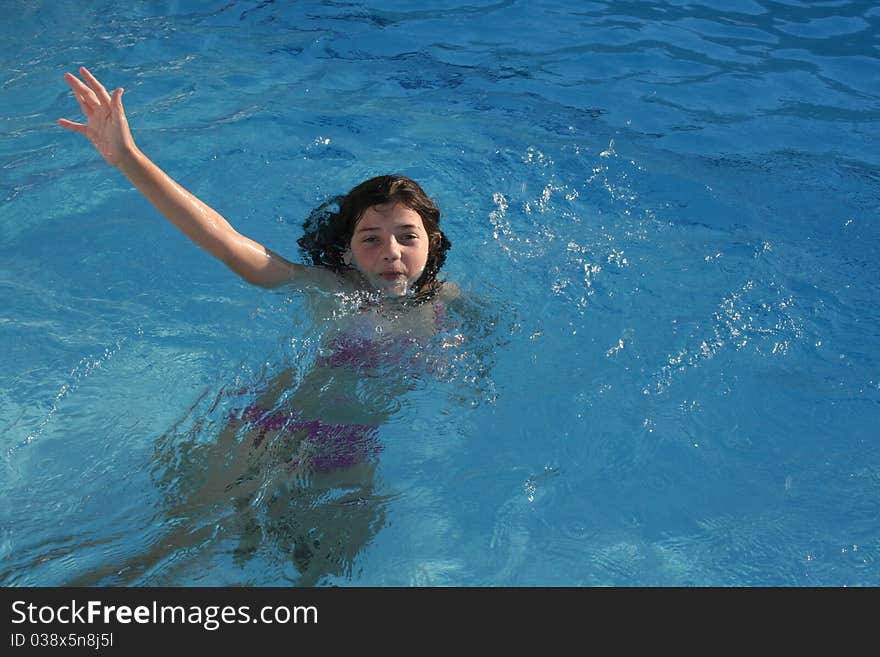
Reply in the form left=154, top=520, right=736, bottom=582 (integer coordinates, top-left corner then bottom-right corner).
left=297, top=174, right=452, bottom=300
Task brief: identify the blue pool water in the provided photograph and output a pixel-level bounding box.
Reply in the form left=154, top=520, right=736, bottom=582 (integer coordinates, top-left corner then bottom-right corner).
left=2, top=1, right=878, bottom=586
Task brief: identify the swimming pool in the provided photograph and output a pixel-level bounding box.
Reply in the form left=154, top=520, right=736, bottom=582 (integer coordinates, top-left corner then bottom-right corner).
left=2, top=0, right=878, bottom=586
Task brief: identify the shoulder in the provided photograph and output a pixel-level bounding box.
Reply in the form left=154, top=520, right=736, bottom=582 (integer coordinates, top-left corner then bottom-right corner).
left=437, top=280, right=461, bottom=302
left=280, top=262, right=356, bottom=295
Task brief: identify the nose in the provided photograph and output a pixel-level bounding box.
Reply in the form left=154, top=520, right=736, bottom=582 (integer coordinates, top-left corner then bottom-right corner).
left=381, top=236, right=402, bottom=261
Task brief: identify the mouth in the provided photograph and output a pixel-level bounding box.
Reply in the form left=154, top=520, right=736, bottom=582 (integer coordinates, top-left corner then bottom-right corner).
left=380, top=271, right=405, bottom=281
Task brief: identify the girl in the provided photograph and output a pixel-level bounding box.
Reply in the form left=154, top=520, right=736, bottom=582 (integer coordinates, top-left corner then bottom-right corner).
left=58, top=67, right=455, bottom=307
left=58, top=67, right=465, bottom=584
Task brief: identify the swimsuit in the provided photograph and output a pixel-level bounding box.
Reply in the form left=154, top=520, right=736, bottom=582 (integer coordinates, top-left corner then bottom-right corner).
left=231, top=404, right=381, bottom=473
left=230, top=301, right=452, bottom=473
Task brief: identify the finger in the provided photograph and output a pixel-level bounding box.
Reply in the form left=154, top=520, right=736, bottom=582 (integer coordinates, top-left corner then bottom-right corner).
left=58, top=118, right=89, bottom=135
left=70, top=92, right=98, bottom=121
left=65, top=72, right=100, bottom=109
left=79, top=66, right=112, bottom=106
left=111, top=87, right=125, bottom=114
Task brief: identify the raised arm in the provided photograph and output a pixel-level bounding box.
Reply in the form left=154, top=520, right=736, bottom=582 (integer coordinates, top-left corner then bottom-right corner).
left=58, top=67, right=336, bottom=291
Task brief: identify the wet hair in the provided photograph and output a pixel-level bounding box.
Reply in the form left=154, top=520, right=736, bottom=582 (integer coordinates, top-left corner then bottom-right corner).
left=297, top=174, right=452, bottom=300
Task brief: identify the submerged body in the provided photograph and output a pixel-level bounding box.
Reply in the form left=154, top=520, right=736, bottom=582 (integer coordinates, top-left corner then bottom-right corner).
left=68, top=290, right=469, bottom=585
left=58, top=67, right=464, bottom=584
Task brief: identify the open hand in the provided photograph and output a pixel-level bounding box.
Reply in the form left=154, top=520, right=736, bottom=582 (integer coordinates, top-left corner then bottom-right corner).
left=58, top=67, right=136, bottom=167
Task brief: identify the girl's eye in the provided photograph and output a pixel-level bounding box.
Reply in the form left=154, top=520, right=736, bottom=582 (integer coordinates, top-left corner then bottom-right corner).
left=400, top=234, right=418, bottom=241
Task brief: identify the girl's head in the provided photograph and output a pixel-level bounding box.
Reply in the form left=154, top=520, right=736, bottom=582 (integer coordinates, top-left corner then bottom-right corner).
left=298, top=175, right=452, bottom=300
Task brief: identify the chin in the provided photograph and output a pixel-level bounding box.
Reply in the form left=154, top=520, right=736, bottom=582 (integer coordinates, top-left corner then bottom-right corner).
left=375, top=281, right=411, bottom=298
left=381, top=286, right=408, bottom=298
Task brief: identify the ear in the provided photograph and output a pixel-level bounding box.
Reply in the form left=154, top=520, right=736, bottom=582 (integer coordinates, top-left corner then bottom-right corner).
left=342, top=248, right=352, bottom=266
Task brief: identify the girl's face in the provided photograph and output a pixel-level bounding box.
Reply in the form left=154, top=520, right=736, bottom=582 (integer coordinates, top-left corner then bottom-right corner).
left=347, top=202, right=430, bottom=297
